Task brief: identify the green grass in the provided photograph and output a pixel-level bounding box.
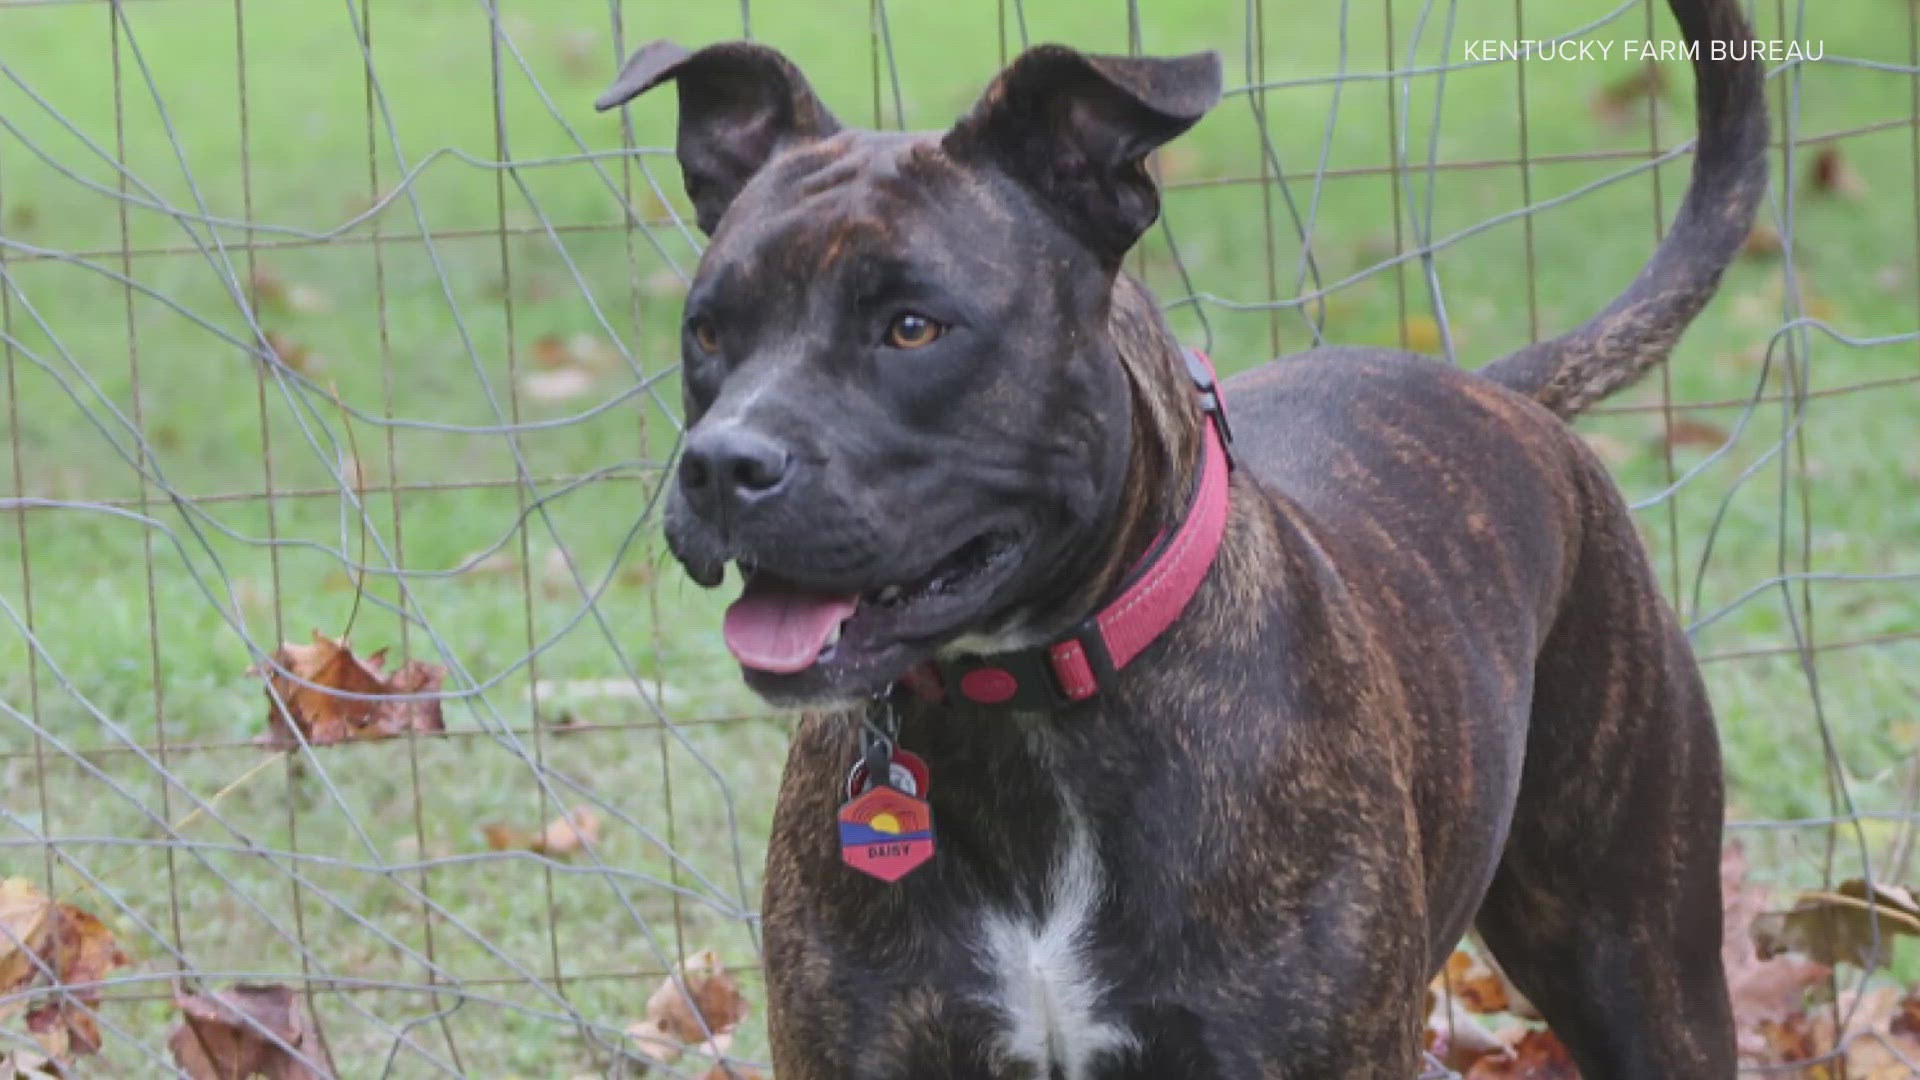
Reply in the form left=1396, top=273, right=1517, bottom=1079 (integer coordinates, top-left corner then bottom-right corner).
left=1, top=0, right=1917, bottom=1074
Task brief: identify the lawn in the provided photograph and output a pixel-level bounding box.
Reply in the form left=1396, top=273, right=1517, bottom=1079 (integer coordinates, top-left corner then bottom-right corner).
left=1, top=0, right=1916, bottom=1075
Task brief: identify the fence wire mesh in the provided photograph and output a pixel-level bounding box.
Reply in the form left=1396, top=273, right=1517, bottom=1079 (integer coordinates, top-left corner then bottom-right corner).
left=0, top=0, right=1915, bottom=1076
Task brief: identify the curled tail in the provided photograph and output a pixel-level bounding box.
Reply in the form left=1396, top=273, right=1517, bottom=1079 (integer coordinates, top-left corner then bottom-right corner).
left=1479, top=0, right=1769, bottom=420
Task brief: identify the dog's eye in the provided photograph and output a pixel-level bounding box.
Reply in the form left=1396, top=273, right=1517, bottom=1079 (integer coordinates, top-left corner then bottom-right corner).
left=884, top=312, right=945, bottom=350
left=687, top=317, right=720, bottom=354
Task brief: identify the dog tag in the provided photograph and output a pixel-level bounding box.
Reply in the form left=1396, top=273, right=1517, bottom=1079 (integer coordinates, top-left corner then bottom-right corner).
left=838, top=782, right=936, bottom=883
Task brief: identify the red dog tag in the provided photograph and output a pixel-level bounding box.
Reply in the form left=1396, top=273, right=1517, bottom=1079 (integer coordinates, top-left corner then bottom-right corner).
left=838, top=783, right=936, bottom=883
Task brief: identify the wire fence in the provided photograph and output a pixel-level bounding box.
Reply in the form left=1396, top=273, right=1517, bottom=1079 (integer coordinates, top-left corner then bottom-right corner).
left=0, top=0, right=1915, bottom=1076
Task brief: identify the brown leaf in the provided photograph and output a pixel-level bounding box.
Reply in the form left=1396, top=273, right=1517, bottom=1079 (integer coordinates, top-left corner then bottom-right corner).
left=21, top=904, right=129, bottom=1058
left=1442, top=948, right=1510, bottom=1015
left=626, top=950, right=749, bottom=1067
left=0, top=880, right=129, bottom=1060
left=532, top=333, right=573, bottom=370
left=531, top=807, right=602, bottom=858
left=1752, top=879, right=1920, bottom=969
left=1424, top=982, right=1512, bottom=1071
left=1806, top=146, right=1869, bottom=200
left=1, top=878, right=54, bottom=1011
left=168, top=983, right=323, bottom=1080
left=1721, top=843, right=1833, bottom=1059
left=1892, top=990, right=1920, bottom=1036
left=1591, top=61, right=1670, bottom=125
left=0, top=1049, right=63, bottom=1078
left=262, top=332, right=314, bottom=374
left=481, top=824, right=530, bottom=851
left=252, top=631, right=445, bottom=750
left=1741, top=223, right=1783, bottom=260
left=4, top=202, right=40, bottom=236
left=1664, top=417, right=1730, bottom=450
left=1464, top=1029, right=1580, bottom=1079
left=703, top=1066, right=767, bottom=1080
left=250, top=266, right=288, bottom=311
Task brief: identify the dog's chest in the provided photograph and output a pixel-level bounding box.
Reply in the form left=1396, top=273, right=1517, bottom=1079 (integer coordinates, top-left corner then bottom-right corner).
left=971, top=801, right=1135, bottom=1080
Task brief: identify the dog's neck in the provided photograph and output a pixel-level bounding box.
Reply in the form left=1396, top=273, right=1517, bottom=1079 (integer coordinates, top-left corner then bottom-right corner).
left=1026, top=272, right=1209, bottom=643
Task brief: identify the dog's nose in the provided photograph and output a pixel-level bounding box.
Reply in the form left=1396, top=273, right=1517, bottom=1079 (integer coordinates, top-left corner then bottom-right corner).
left=678, top=426, right=793, bottom=516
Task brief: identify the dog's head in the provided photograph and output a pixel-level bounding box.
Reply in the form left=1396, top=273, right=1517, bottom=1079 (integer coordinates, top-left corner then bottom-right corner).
left=601, top=40, right=1221, bottom=706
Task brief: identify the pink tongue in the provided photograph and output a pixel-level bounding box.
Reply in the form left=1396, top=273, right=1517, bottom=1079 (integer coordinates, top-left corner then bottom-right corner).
left=723, top=576, right=860, bottom=674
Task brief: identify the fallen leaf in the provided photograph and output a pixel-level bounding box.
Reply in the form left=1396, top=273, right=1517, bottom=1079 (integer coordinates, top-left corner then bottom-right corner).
left=1442, top=948, right=1510, bottom=1014
left=261, top=332, right=314, bottom=374
left=625, top=950, right=749, bottom=1069
left=481, top=806, right=601, bottom=858
left=286, top=285, right=333, bottom=316
left=519, top=368, right=596, bottom=402
left=168, top=983, right=323, bottom=1080
left=1742, top=223, right=1783, bottom=260
left=1424, top=982, right=1511, bottom=1071
left=1591, top=61, right=1670, bottom=125
left=1464, top=1029, right=1579, bottom=1078
left=703, top=1066, right=767, bottom=1080
left=532, top=807, right=602, bottom=857
left=1722, top=843, right=1832, bottom=1060
left=1399, top=315, right=1444, bottom=354
left=0, top=881, right=130, bottom=1061
left=1893, top=991, right=1920, bottom=1036
left=1, top=878, right=54, bottom=1014
left=1664, top=417, right=1730, bottom=450
left=1806, top=146, right=1869, bottom=200
left=252, top=631, right=446, bottom=750
left=250, top=266, right=288, bottom=311
left=532, top=334, right=573, bottom=370
left=0, top=1049, right=62, bottom=1078
left=1752, top=879, right=1920, bottom=969
left=481, top=824, right=530, bottom=851
left=21, top=907, right=130, bottom=1057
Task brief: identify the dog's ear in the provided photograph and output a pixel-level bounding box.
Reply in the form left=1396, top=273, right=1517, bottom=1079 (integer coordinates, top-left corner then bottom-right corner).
left=597, top=40, right=841, bottom=235
left=942, top=45, right=1221, bottom=267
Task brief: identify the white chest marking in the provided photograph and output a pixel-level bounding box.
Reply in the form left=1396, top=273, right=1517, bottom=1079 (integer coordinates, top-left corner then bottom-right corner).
left=978, top=807, right=1135, bottom=1080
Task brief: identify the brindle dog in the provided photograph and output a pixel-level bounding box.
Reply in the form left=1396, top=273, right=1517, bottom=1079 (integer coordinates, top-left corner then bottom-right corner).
left=597, top=0, right=1768, bottom=1071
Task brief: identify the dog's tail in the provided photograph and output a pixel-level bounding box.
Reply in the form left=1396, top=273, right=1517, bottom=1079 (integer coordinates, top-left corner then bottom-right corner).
left=1477, top=0, right=1769, bottom=420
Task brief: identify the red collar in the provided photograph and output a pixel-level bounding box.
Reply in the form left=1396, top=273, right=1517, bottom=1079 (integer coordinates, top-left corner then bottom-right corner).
left=902, top=349, right=1235, bottom=711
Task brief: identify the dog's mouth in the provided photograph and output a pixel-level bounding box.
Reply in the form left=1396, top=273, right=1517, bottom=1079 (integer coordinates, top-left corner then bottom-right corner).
left=721, top=528, right=1024, bottom=679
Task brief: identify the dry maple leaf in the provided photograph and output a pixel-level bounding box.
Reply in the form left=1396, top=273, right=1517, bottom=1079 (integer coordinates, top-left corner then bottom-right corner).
left=260, top=332, right=314, bottom=375
left=1, top=878, right=54, bottom=1013
left=21, top=904, right=131, bottom=1057
left=1591, top=61, right=1671, bottom=125
left=0, top=1049, right=63, bottom=1078
left=1464, top=1029, right=1579, bottom=1079
left=252, top=631, right=445, bottom=750
left=0, top=880, right=129, bottom=1060
left=1741, top=223, right=1784, bottom=260
left=1806, top=146, right=1869, bottom=200
left=1753, top=879, right=1920, bottom=969
left=1721, top=843, right=1833, bottom=1061
left=625, top=950, right=749, bottom=1070
left=481, top=806, right=601, bottom=859
left=532, top=807, right=602, bottom=857
left=1442, top=948, right=1511, bottom=1015
left=168, top=983, right=324, bottom=1080
left=1664, top=417, right=1731, bottom=451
